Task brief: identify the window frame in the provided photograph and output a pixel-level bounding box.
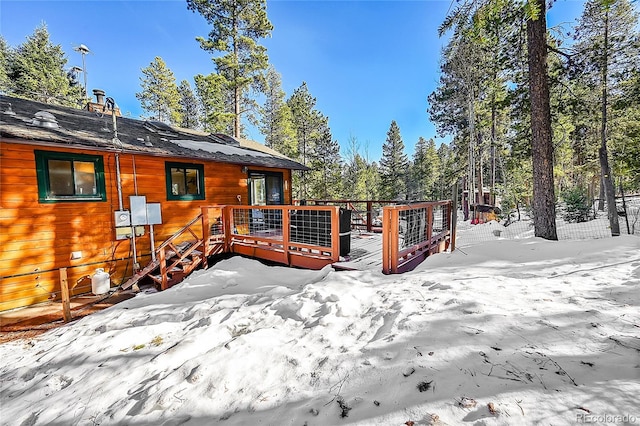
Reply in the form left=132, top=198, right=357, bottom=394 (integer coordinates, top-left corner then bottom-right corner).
left=35, top=150, right=106, bottom=203
left=165, top=161, right=206, bottom=201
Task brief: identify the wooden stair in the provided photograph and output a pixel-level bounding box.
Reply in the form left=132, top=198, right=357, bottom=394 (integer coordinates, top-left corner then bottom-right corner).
left=120, top=259, right=161, bottom=291
left=119, top=214, right=213, bottom=292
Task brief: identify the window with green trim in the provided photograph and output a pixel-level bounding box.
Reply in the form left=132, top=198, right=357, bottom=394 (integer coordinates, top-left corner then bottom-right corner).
left=165, top=162, right=205, bottom=201
left=35, top=150, right=106, bottom=202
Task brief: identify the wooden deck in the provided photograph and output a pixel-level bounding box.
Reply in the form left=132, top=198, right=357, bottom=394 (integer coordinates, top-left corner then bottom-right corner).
left=333, top=231, right=384, bottom=271
left=122, top=201, right=454, bottom=292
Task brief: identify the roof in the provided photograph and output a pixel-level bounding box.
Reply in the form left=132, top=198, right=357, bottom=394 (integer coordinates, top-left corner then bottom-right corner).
left=0, top=95, right=308, bottom=171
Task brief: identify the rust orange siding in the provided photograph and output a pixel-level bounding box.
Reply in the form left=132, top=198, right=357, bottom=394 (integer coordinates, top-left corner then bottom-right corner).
left=0, top=141, right=292, bottom=311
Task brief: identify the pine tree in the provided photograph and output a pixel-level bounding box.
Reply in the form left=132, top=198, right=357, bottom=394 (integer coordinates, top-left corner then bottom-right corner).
left=572, top=0, right=639, bottom=235
left=435, top=142, right=457, bottom=200
left=344, top=136, right=380, bottom=201
left=260, top=66, right=297, bottom=159
left=379, top=120, right=409, bottom=200
left=136, top=57, right=181, bottom=124
left=194, top=72, right=235, bottom=134
left=438, top=0, right=558, bottom=239
left=310, top=121, right=343, bottom=199
left=9, top=24, right=82, bottom=106
left=177, top=80, right=200, bottom=129
left=287, top=82, right=325, bottom=199
left=0, top=36, right=12, bottom=95
left=409, top=137, right=441, bottom=200
left=187, top=0, right=273, bottom=137
left=613, top=69, right=640, bottom=189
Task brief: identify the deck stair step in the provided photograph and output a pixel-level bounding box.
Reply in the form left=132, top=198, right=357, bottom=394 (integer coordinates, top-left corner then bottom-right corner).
left=120, top=259, right=160, bottom=290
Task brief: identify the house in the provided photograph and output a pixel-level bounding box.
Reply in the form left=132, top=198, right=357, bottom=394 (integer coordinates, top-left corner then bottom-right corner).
left=0, top=94, right=307, bottom=311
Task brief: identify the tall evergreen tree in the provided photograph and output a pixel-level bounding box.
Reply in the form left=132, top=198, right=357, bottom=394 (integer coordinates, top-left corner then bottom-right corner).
left=434, top=142, right=458, bottom=201
left=287, top=82, right=325, bottom=199
left=344, top=136, right=380, bottom=201
left=310, top=121, right=343, bottom=199
left=260, top=66, right=297, bottom=159
left=136, top=57, right=181, bottom=124
left=187, top=0, right=273, bottom=137
left=613, top=69, right=640, bottom=189
left=194, top=72, right=235, bottom=134
left=379, top=120, right=409, bottom=200
left=572, top=0, right=639, bottom=235
left=438, top=0, right=558, bottom=239
left=177, top=80, right=201, bottom=129
left=9, top=24, right=82, bottom=106
left=409, top=137, right=440, bottom=200
left=0, top=36, right=12, bottom=95
left=526, top=0, right=558, bottom=239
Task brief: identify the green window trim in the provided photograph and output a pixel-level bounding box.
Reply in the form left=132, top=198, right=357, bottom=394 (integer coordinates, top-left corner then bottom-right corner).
left=165, top=162, right=205, bottom=201
left=35, top=150, right=106, bottom=203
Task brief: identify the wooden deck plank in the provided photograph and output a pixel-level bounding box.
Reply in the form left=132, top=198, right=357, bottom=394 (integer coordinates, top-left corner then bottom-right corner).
left=333, top=232, right=383, bottom=271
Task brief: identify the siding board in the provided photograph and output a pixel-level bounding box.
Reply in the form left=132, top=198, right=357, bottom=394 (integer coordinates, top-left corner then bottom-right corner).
left=1, top=141, right=294, bottom=311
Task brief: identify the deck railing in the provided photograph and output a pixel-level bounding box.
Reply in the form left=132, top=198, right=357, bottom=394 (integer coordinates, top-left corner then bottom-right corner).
left=381, top=200, right=454, bottom=274
left=300, top=199, right=408, bottom=232
left=201, top=205, right=341, bottom=270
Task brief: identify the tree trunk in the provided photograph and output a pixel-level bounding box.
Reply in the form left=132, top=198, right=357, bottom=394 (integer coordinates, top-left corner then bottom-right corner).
left=233, top=15, right=241, bottom=138
left=527, top=0, right=558, bottom=240
left=599, top=9, right=620, bottom=236
left=491, top=101, right=496, bottom=206
left=598, top=178, right=605, bottom=211
left=477, top=138, right=484, bottom=206
left=463, top=176, right=469, bottom=221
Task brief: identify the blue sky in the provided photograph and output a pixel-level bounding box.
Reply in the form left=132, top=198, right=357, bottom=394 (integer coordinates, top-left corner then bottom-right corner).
left=2, top=0, right=586, bottom=161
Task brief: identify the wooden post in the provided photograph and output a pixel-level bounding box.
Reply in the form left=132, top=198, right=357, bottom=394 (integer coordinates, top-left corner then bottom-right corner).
left=282, top=206, right=291, bottom=265
left=450, top=185, right=458, bottom=252
left=366, top=201, right=373, bottom=232
left=330, top=206, right=340, bottom=262
left=60, top=268, right=72, bottom=322
left=426, top=205, right=433, bottom=253
left=159, top=246, right=168, bottom=291
left=201, top=206, right=210, bottom=267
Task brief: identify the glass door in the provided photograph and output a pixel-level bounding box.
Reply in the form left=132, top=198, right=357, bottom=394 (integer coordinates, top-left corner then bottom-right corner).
left=249, top=172, right=283, bottom=205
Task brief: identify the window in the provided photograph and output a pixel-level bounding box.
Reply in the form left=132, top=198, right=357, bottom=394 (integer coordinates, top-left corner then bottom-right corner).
left=165, top=162, right=205, bottom=201
left=248, top=171, right=283, bottom=205
left=35, top=150, right=106, bottom=202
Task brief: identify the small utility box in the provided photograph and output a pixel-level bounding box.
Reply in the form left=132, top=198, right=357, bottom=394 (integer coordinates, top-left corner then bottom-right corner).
left=130, top=196, right=147, bottom=225
left=146, top=203, right=162, bottom=225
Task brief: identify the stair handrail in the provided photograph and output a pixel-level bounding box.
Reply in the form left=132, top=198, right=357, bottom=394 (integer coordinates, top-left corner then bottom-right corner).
left=156, top=213, right=204, bottom=290
left=155, top=214, right=203, bottom=253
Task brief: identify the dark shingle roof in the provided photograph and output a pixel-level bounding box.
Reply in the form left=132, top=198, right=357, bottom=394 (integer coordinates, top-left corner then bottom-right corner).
left=0, top=95, right=308, bottom=170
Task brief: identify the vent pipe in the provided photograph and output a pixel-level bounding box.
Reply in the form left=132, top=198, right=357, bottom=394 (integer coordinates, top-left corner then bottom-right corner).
left=93, top=89, right=105, bottom=105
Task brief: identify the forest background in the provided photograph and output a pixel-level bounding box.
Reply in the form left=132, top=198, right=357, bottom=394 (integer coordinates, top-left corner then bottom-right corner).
left=1, top=0, right=639, bottom=226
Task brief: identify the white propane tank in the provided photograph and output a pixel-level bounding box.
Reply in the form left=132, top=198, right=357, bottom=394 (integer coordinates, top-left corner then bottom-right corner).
left=91, top=268, right=110, bottom=295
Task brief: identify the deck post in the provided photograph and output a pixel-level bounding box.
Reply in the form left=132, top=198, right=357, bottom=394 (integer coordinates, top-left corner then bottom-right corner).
left=382, top=206, right=399, bottom=274
left=201, top=207, right=210, bottom=266
left=450, top=185, right=457, bottom=252
left=59, top=267, right=72, bottom=323
left=382, top=208, right=390, bottom=274
left=159, top=246, right=168, bottom=290
left=366, top=201, right=373, bottom=232
left=331, top=206, right=340, bottom=261
left=223, top=206, right=233, bottom=252
left=427, top=205, right=433, bottom=253
left=282, top=206, right=291, bottom=265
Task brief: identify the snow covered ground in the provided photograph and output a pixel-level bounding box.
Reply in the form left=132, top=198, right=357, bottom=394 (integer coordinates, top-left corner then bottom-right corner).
left=1, top=222, right=639, bottom=426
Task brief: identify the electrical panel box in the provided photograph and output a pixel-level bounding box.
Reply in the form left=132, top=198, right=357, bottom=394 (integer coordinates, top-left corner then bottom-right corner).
left=146, top=203, right=162, bottom=225
left=130, top=196, right=147, bottom=225
left=114, top=210, right=131, bottom=227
